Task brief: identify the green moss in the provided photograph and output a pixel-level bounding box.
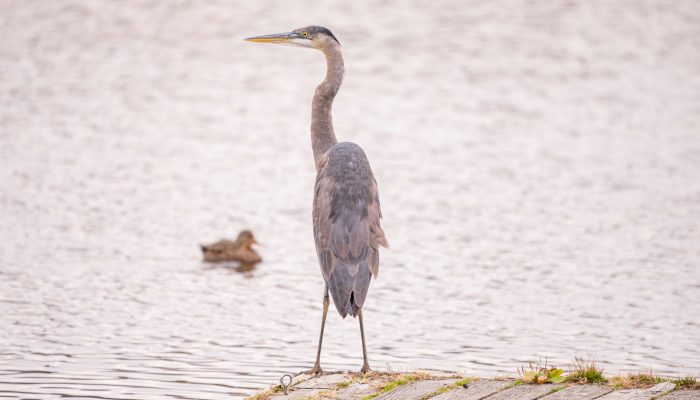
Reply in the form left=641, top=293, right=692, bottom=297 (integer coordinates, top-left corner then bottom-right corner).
left=454, top=377, right=475, bottom=387
left=650, top=390, right=674, bottom=400
left=504, top=381, right=523, bottom=389
left=548, top=385, right=567, bottom=394
left=418, top=377, right=476, bottom=399
left=361, top=376, right=416, bottom=400
left=336, top=380, right=353, bottom=389
left=246, top=384, right=283, bottom=400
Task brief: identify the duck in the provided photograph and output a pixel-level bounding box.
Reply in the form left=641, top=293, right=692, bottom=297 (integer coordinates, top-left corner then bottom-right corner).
left=200, top=230, right=262, bottom=263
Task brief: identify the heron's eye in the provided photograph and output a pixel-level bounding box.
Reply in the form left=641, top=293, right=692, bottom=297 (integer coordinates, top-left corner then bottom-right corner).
left=302, top=32, right=309, bottom=38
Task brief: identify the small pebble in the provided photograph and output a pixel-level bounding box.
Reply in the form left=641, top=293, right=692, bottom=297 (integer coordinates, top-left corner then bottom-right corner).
left=463, top=383, right=469, bottom=388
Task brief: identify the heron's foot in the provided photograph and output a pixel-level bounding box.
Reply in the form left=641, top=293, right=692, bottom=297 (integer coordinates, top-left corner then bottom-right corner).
left=299, top=365, right=324, bottom=376
left=360, top=363, right=371, bottom=374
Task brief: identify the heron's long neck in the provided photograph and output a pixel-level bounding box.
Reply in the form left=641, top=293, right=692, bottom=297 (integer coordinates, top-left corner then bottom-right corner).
left=311, top=44, right=344, bottom=169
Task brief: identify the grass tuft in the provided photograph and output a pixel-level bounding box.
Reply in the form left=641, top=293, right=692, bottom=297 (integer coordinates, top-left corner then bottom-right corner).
left=672, top=375, right=699, bottom=390
left=566, top=356, right=606, bottom=384
left=517, top=357, right=565, bottom=384
left=610, top=371, right=664, bottom=390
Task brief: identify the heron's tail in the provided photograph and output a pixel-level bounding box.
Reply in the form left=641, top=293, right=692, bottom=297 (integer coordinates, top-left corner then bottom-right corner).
left=327, top=260, right=372, bottom=318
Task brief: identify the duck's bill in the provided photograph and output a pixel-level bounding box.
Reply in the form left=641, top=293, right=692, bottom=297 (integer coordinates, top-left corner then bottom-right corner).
left=244, top=32, right=300, bottom=44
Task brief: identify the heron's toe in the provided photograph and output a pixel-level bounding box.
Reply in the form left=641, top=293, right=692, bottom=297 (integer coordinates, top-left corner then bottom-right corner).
left=300, top=367, right=324, bottom=376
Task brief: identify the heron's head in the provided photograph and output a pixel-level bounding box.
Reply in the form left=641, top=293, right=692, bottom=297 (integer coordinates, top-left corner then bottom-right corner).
left=245, top=25, right=340, bottom=50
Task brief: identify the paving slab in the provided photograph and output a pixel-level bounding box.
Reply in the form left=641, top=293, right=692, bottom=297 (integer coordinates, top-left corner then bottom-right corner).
left=252, top=375, right=700, bottom=400
left=485, top=383, right=565, bottom=400
left=334, top=381, right=377, bottom=399
left=294, top=373, right=349, bottom=389
left=269, top=373, right=349, bottom=399
left=658, top=390, right=700, bottom=400
left=270, top=388, right=328, bottom=400
left=597, top=382, right=676, bottom=400
left=540, top=384, right=612, bottom=400
left=374, top=379, right=458, bottom=400
left=431, top=379, right=514, bottom=400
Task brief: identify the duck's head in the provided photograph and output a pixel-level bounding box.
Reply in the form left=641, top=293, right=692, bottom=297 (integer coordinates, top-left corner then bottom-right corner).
left=237, top=230, right=259, bottom=249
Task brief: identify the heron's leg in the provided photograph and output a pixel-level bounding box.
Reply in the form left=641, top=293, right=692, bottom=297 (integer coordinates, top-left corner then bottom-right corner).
left=308, top=285, right=329, bottom=375
left=358, top=308, right=371, bottom=373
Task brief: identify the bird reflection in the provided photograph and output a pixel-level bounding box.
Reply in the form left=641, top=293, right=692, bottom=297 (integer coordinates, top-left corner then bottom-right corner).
left=201, top=261, right=259, bottom=277
left=233, top=262, right=258, bottom=276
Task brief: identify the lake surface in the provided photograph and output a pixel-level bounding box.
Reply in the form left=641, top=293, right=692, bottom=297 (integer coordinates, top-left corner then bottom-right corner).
left=1, top=1, right=699, bottom=398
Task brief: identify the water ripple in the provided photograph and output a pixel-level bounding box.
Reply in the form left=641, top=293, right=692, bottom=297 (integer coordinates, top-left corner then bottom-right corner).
left=2, top=0, right=700, bottom=398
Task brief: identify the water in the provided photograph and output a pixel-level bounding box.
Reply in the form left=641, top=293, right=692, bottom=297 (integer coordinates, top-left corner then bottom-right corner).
left=1, top=1, right=699, bottom=398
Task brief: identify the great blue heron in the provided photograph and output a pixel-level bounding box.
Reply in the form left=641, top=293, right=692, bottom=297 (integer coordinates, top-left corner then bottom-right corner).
left=246, top=26, right=389, bottom=374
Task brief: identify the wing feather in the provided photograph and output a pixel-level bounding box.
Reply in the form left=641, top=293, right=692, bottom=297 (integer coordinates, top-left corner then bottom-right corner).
left=312, top=143, right=388, bottom=317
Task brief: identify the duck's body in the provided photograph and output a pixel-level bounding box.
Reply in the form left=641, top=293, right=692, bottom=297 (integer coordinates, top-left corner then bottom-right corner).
left=201, top=230, right=261, bottom=263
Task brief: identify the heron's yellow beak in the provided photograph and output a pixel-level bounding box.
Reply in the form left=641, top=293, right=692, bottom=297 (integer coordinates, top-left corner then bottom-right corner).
left=245, top=32, right=300, bottom=44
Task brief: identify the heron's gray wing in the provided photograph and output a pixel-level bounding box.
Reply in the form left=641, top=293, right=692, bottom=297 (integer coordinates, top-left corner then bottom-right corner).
left=367, top=180, right=388, bottom=277
left=313, top=143, right=388, bottom=317
left=313, top=153, right=337, bottom=282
